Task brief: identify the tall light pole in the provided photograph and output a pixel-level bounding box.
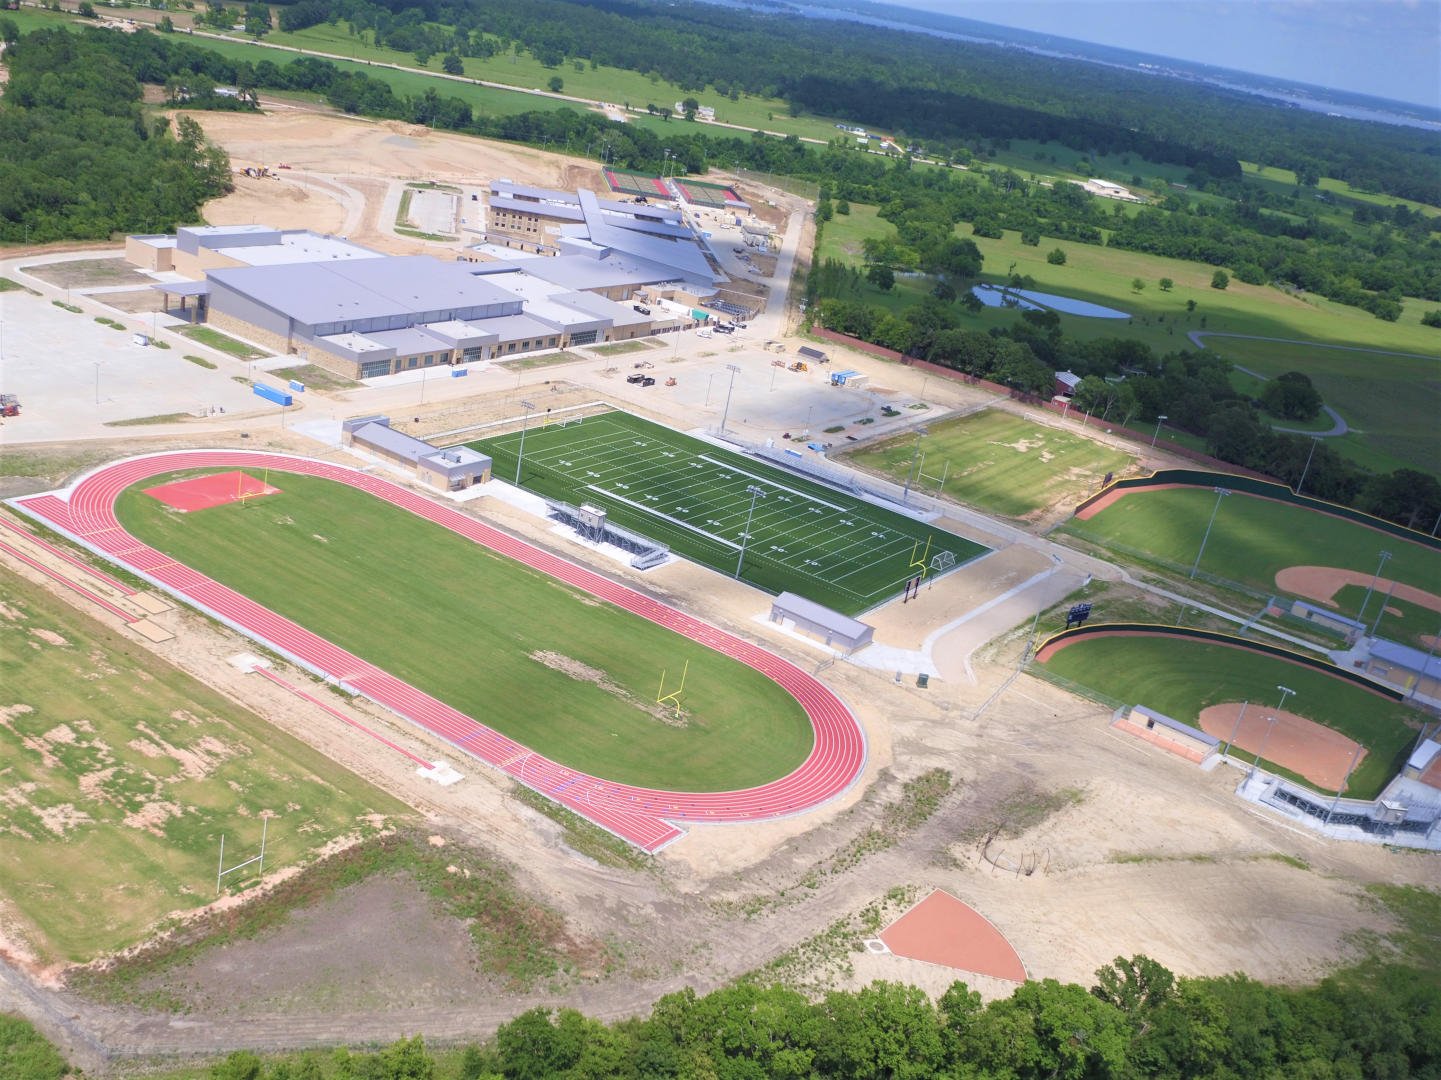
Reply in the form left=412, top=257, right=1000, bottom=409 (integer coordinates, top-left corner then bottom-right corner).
left=1296, top=435, right=1320, bottom=495
left=901, top=427, right=928, bottom=506
left=1150, top=414, right=1168, bottom=448
left=1357, top=550, right=1393, bottom=625
left=734, top=484, right=766, bottom=578
left=1248, top=685, right=1295, bottom=783
left=719, top=363, right=741, bottom=434
left=1189, top=486, right=1231, bottom=579
left=513, top=399, right=536, bottom=485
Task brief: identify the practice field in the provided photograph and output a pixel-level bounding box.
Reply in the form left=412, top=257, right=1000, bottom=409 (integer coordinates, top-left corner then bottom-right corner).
left=1039, top=634, right=1419, bottom=798
left=0, top=571, right=403, bottom=963
left=114, top=472, right=813, bottom=794
left=842, top=409, right=1134, bottom=519
left=1064, top=486, right=1440, bottom=602
left=467, top=411, right=987, bottom=615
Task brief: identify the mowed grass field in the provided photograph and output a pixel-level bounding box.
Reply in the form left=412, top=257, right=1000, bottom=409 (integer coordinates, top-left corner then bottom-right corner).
left=1204, top=335, right=1440, bottom=475
left=0, top=572, right=403, bottom=963
left=1063, top=487, right=1440, bottom=601
left=818, top=203, right=1441, bottom=358
left=1041, top=635, right=1420, bottom=798
left=842, top=408, right=1135, bottom=519
left=116, top=472, right=814, bottom=792
left=468, top=411, right=987, bottom=614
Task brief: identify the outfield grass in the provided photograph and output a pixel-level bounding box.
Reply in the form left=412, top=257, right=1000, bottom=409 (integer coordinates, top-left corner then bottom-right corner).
left=1062, top=487, right=1440, bottom=600
left=1201, top=336, right=1440, bottom=476
left=0, top=572, right=403, bottom=963
left=116, top=472, right=814, bottom=792
left=1332, top=584, right=1440, bottom=651
left=468, top=411, right=986, bottom=613
left=842, top=409, right=1135, bottom=519
left=1040, top=635, right=1420, bottom=798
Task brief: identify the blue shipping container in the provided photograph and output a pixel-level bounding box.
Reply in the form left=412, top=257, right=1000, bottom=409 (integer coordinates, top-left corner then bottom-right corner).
left=288, top=380, right=306, bottom=393
left=253, top=384, right=293, bottom=407
left=451, top=368, right=469, bottom=378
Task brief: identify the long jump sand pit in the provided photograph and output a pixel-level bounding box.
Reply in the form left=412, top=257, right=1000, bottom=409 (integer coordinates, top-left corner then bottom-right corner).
left=878, top=890, right=1026, bottom=983
left=1198, top=702, right=1365, bottom=792
left=1276, top=565, right=1441, bottom=613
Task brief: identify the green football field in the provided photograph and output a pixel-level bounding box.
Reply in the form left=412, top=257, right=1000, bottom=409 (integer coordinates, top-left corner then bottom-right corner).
left=1041, top=635, right=1420, bottom=798
left=1063, top=487, right=1441, bottom=600
left=116, top=472, right=813, bottom=792
left=467, top=411, right=988, bottom=615
left=844, top=408, right=1135, bottom=519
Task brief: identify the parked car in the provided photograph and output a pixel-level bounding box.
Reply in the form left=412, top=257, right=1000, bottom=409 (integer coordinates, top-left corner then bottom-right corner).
left=714, top=324, right=734, bottom=334
left=640, top=376, right=656, bottom=386
left=633, top=304, right=652, bottom=315
left=626, top=373, right=646, bottom=384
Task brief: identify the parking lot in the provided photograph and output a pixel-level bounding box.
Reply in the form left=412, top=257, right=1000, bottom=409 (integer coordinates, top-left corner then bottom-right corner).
left=0, top=287, right=273, bottom=442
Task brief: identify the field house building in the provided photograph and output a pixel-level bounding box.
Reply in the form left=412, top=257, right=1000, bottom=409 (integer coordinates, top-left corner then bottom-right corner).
left=125, top=191, right=729, bottom=380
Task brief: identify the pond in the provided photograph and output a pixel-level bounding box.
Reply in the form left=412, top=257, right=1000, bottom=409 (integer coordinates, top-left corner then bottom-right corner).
left=972, top=284, right=1130, bottom=319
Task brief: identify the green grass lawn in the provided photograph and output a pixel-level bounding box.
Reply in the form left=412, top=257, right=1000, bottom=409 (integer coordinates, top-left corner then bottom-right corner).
left=1202, top=336, right=1440, bottom=476
left=175, top=324, right=266, bottom=359
left=1040, top=635, right=1420, bottom=798
left=1062, top=487, right=1440, bottom=598
left=841, top=408, right=1135, bottom=519
left=116, top=471, right=813, bottom=792
left=1332, top=584, right=1440, bottom=650
left=819, top=203, right=1441, bottom=358
left=468, top=411, right=987, bottom=613
left=1240, top=162, right=1441, bottom=220
left=0, top=572, right=404, bottom=963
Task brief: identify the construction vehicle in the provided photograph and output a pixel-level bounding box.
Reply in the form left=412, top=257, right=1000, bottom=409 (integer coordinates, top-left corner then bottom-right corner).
left=1, top=394, right=19, bottom=417
left=664, top=377, right=677, bottom=386
left=789, top=361, right=809, bottom=372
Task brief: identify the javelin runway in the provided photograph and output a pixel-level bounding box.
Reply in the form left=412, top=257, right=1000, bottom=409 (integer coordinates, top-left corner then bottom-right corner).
left=11, top=451, right=867, bottom=852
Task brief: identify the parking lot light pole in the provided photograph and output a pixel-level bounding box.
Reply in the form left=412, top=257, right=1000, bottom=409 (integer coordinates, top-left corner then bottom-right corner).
left=514, top=399, right=536, bottom=485
left=719, top=363, right=741, bottom=434
left=1151, top=414, right=1167, bottom=447
left=1189, top=486, right=1231, bottom=579
left=735, top=485, right=766, bottom=578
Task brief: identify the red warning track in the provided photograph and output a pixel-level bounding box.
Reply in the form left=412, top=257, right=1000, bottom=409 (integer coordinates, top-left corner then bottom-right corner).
left=12, top=451, right=866, bottom=853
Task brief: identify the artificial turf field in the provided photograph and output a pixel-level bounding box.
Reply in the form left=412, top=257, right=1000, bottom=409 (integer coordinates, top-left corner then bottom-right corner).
left=843, top=408, right=1135, bottom=519
left=467, top=411, right=987, bottom=615
left=0, top=570, right=403, bottom=963
left=1064, top=487, right=1440, bottom=600
left=1041, top=635, right=1419, bottom=798
left=117, top=472, right=814, bottom=792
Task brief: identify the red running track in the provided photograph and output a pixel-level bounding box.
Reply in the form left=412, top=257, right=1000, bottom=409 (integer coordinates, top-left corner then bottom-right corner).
left=12, top=451, right=866, bottom=852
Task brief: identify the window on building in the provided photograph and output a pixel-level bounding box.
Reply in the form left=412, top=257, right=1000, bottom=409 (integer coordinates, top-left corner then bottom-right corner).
left=462, top=346, right=483, bottom=363
left=568, top=329, right=598, bottom=346
left=407, top=357, right=418, bottom=368
left=360, top=358, right=392, bottom=379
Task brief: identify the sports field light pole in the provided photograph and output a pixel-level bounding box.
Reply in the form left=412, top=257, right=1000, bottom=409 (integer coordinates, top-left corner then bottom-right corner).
left=1296, top=435, right=1320, bottom=495
left=1188, top=487, right=1232, bottom=579
left=1151, top=414, right=1168, bottom=448
left=513, top=399, right=536, bottom=485
left=1247, top=685, right=1295, bottom=784
left=1357, top=550, right=1393, bottom=624
left=719, top=363, right=741, bottom=434
left=1325, top=742, right=1364, bottom=825
left=734, top=484, right=766, bottom=578
left=901, top=427, right=928, bottom=506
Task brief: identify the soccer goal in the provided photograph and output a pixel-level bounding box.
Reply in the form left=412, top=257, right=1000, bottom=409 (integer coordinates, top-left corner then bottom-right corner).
left=930, top=550, right=957, bottom=575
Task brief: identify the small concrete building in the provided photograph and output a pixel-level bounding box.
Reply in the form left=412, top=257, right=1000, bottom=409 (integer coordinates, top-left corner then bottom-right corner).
left=1361, top=638, right=1441, bottom=699
left=770, top=592, right=874, bottom=653
left=341, top=416, right=491, bottom=491
left=1291, top=601, right=1367, bottom=643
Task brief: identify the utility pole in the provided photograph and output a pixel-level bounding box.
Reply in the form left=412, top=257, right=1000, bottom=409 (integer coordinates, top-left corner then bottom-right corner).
left=719, top=363, right=741, bottom=434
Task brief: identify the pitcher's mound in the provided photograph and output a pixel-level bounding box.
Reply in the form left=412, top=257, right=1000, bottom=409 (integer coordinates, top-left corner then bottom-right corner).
left=879, top=890, right=1026, bottom=982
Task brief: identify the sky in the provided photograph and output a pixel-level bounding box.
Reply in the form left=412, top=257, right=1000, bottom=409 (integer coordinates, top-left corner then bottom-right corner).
left=888, top=1, right=1441, bottom=109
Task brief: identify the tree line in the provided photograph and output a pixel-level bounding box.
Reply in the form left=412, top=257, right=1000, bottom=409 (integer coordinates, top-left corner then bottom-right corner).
left=0, top=27, right=233, bottom=245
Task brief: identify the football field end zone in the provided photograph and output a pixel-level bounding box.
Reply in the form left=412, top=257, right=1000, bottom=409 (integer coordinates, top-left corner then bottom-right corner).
left=8, top=450, right=868, bottom=853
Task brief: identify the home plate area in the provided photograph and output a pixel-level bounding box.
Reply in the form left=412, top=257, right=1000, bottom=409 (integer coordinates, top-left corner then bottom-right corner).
left=870, top=890, right=1027, bottom=983
left=144, top=470, right=282, bottom=512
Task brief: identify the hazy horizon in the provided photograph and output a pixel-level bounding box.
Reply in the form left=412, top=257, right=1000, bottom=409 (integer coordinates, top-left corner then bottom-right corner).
left=880, top=0, right=1441, bottom=110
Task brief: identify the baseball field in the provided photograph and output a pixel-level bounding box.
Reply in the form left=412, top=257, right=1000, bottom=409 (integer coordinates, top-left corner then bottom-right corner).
left=115, top=471, right=815, bottom=793
left=842, top=408, right=1135, bottom=519
left=467, top=410, right=987, bottom=615
left=1040, top=634, right=1419, bottom=798
left=1064, top=486, right=1440, bottom=606
left=0, top=570, right=404, bottom=963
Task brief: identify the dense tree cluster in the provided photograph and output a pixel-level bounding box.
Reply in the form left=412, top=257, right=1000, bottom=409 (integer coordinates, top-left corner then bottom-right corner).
left=261, top=0, right=1438, bottom=204
left=187, top=953, right=1439, bottom=1079
left=0, top=29, right=233, bottom=244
